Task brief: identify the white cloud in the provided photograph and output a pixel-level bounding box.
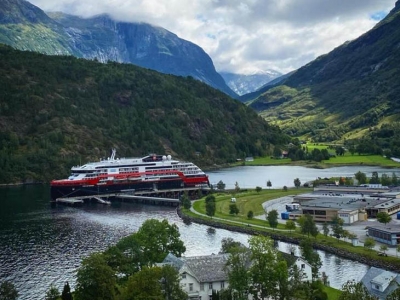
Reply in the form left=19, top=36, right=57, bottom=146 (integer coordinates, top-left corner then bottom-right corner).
left=29, top=0, right=397, bottom=74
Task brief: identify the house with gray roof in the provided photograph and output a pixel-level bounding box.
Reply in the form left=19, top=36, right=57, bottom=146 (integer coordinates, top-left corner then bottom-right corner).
left=161, top=251, right=312, bottom=300
left=161, top=253, right=230, bottom=300
left=361, top=267, right=400, bottom=299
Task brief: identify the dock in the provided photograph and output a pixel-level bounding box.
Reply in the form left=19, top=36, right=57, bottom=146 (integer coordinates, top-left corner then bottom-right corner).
left=55, top=198, right=84, bottom=205
left=52, top=187, right=199, bottom=206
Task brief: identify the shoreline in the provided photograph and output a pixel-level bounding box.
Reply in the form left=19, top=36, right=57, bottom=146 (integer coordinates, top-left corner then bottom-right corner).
left=177, top=207, right=400, bottom=273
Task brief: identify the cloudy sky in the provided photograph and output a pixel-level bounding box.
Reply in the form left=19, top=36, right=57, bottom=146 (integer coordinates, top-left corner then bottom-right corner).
left=30, top=0, right=397, bottom=75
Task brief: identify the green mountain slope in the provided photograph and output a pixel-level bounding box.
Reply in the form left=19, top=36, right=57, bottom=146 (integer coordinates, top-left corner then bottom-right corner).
left=0, top=0, right=75, bottom=55
left=249, top=1, right=400, bottom=142
left=0, top=44, right=287, bottom=183
left=0, top=0, right=237, bottom=98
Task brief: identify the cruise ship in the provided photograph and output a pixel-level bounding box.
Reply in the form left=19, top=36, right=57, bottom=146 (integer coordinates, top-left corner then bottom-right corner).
left=50, top=149, right=210, bottom=200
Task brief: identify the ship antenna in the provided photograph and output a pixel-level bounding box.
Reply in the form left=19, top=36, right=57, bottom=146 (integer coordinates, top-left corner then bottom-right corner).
left=110, top=148, right=116, bottom=160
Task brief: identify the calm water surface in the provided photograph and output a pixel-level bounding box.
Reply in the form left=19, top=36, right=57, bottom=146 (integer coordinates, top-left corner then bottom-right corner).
left=208, top=165, right=400, bottom=189
left=2, top=165, right=398, bottom=299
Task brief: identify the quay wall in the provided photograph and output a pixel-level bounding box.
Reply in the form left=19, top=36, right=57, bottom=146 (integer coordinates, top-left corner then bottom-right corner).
left=177, top=208, right=400, bottom=273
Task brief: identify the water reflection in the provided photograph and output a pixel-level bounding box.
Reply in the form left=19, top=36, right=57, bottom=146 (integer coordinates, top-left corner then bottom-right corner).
left=0, top=180, right=373, bottom=299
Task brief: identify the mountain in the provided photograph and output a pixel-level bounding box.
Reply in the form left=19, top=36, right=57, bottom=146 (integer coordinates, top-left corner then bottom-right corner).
left=0, top=0, right=237, bottom=98
left=0, top=44, right=288, bottom=183
left=239, top=71, right=293, bottom=103
left=220, top=70, right=281, bottom=96
left=249, top=1, right=400, bottom=142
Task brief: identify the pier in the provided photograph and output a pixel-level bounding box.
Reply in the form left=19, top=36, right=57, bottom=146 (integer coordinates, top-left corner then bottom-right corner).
left=53, top=187, right=206, bottom=206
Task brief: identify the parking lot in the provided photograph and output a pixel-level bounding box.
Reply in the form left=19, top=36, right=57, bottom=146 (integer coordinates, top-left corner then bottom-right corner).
left=257, top=196, right=400, bottom=256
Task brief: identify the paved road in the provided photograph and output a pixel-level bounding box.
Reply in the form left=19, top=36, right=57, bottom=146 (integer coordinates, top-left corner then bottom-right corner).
left=191, top=195, right=400, bottom=257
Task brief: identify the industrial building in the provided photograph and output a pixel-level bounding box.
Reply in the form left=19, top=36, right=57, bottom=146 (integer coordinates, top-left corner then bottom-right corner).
left=288, top=185, right=400, bottom=224
left=367, top=225, right=400, bottom=246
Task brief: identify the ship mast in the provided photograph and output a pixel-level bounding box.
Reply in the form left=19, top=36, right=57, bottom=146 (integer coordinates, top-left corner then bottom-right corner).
left=110, top=148, right=116, bottom=160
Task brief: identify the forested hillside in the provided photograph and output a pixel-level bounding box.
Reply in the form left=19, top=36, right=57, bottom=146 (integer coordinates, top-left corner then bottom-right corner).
left=248, top=1, right=400, bottom=142
left=0, top=44, right=288, bottom=184
left=0, top=0, right=237, bottom=98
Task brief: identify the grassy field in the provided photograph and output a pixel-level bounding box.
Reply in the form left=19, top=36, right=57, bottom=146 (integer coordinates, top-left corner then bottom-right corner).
left=193, top=188, right=312, bottom=229
left=240, top=142, right=400, bottom=168
left=324, top=154, right=400, bottom=167
left=324, top=286, right=342, bottom=300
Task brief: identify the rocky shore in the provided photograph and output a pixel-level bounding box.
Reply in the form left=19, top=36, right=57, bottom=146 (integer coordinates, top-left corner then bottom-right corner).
left=177, top=208, right=400, bottom=273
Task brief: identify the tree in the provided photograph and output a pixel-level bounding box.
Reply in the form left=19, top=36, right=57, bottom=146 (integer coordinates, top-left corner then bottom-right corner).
left=364, top=237, right=376, bottom=251
left=354, top=171, right=367, bottom=184
left=369, top=171, right=380, bottom=184
left=294, top=178, right=301, bottom=188
left=121, top=266, right=164, bottom=300
left=273, top=146, right=282, bottom=158
left=322, top=222, right=329, bottom=236
left=249, top=236, right=283, bottom=299
left=267, top=180, right=272, bottom=189
left=285, top=220, right=296, bottom=234
left=113, top=236, right=146, bottom=277
left=283, top=185, right=288, bottom=192
left=299, top=239, right=322, bottom=281
left=335, top=146, right=345, bottom=156
left=180, top=192, right=191, bottom=210
left=135, top=219, right=186, bottom=264
left=45, top=284, right=60, bottom=300
left=75, top=253, right=116, bottom=300
left=376, top=212, right=391, bottom=227
left=206, top=198, right=216, bottom=219
left=247, top=210, right=254, bottom=219
left=298, top=214, right=318, bottom=238
left=266, top=209, right=279, bottom=230
left=217, top=180, right=226, bottom=190
left=392, top=172, right=398, bottom=186
left=0, top=281, right=18, bottom=300
left=220, top=237, right=244, bottom=254
left=234, top=181, right=240, bottom=193
left=224, top=245, right=251, bottom=300
left=397, top=244, right=400, bottom=257
left=61, top=281, right=73, bottom=300
left=338, top=280, right=378, bottom=300
left=380, top=245, right=388, bottom=255
left=255, top=186, right=262, bottom=193
left=229, top=203, right=239, bottom=215
left=380, top=173, right=391, bottom=186
left=206, top=194, right=216, bottom=203
left=330, top=215, right=344, bottom=240
left=160, top=265, right=188, bottom=300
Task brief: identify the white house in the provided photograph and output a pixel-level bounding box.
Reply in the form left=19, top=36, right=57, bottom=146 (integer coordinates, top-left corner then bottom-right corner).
left=162, top=253, right=230, bottom=300
left=161, top=251, right=313, bottom=300
left=280, top=253, right=313, bottom=282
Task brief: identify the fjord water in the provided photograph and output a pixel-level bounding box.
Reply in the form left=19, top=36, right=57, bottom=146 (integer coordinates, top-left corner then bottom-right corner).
left=1, top=165, right=398, bottom=299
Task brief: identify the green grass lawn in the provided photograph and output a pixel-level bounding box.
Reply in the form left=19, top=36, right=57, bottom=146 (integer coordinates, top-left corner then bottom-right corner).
left=324, top=154, right=400, bottom=167
left=193, top=188, right=311, bottom=220
left=324, top=286, right=342, bottom=300
left=186, top=188, right=400, bottom=269
left=239, top=152, right=399, bottom=168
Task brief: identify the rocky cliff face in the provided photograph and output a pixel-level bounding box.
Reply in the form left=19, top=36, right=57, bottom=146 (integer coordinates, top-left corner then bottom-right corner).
left=0, top=1, right=237, bottom=98
left=220, top=70, right=282, bottom=96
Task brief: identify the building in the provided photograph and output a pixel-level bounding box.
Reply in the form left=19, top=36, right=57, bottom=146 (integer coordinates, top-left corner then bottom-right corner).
left=361, top=267, right=400, bottom=299
left=161, top=251, right=312, bottom=300
left=162, top=253, right=230, bottom=300
left=280, top=253, right=312, bottom=282
left=367, top=225, right=400, bottom=246
left=291, top=186, right=400, bottom=222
